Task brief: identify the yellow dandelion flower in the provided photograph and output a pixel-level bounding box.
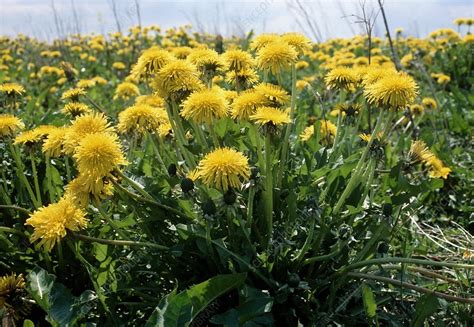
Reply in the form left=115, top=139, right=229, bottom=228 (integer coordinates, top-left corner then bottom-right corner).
left=250, top=33, right=280, bottom=52
left=0, top=273, right=28, bottom=320
left=42, top=127, right=68, bottom=157
left=113, top=82, right=140, bottom=100
left=231, top=90, right=267, bottom=120
left=118, top=104, right=166, bottom=135
left=364, top=72, right=418, bottom=109
left=158, top=122, right=173, bottom=138
left=253, top=83, right=290, bottom=106
left=62, top=102, right=92, bottom=116
left=222, top=49, right=255, bottom=72
left=409, top=104, right=424, bottom=116
left=180, top=87, right=228, bottom=124
left=325, top=67, right=358, bottom=90
left=250, top=106, right=291, bottom=126
left=281, top=32, right=312, bottom=55
left=300, top=125, right=314, bottom=141
left=61, top=88, right=86, bottom=101
left=14, top=125, right=57, bottom=146
left=196, top=147, right=250, bottom=191
left=65, top=175, right=114, bottom=207
left=152, top=59, right=203, bottom=99
left=256, top=41, right=298, bottom=76
left=295, top=61, right=309, bottom=70
left=76, top=79, right=96, bottom=89
left=135, top=94, right=165, bottom=108
left=436, top=74, right=450, bottom=85
left=25, top=196, right=88, bottom=251
left=171, top=46, right=193, bottom=59
left=426, top=156, right=451, bottom=179
left=296, top=80, right=309, bottom=90
left=422, top=97, right=437, bottom=109
left=92, top=76, right=108, bottom=85
left=358, top=132, right=383, bottom=143
left=74, top=132, right=127, bottom=180
left=112, top=61, right=126, bottom=70
left=408, top=140, right=434, bottom=163
left=361, top=66, right=397, bottom=86
left=225, top=68, right=259, bottom=89
left=330, top=103, right=361, bottom=117
left=0, top=114, right=24, bottom=137
left=222, top=90, right=239, bottom=103
left=131, top=46, right=174, bottom=79
left=320, top=120, right=337, bottom=142
left=187, top=48, right=224, bottom=75
left=63, top=112, right=113, bottom=155
left=0, top=82, right=25, bottom=96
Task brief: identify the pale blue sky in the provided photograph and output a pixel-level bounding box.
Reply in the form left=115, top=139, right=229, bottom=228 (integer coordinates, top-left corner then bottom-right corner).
left=0, top=0, right=472, bottom=41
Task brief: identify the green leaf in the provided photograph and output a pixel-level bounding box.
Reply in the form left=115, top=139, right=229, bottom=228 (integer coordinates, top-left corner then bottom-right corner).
left=26, top=267, right=96, bottom=327
left=361, top=283, right=377, bottom=319
left=23, top=320, right=35, bottom=327
left=145, top=273, right=247, bottom=327
left=411, top=294, right=440, bottom=327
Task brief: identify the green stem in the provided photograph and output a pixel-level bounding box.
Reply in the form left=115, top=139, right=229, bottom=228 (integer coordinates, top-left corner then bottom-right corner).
left=347, top=272, right=474, bottom=304
left=30, top=152, right=42, bottom=206
left=0, top=226, right=26, bottom=237
left=333, top=110, right=384, bottom=214
left=343, top=257, right=474, bottom=272
left=0, top=205, right=32, bottom=215
left=71, top=232, right=168, bottom=250
left=264, top=133, right=273, bottom=245
left=276, top=64, right=297, bottom=188
left=8, top=142, right=39, bottom=208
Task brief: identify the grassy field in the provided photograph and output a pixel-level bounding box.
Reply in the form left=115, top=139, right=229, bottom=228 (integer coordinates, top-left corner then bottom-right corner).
left=0, top=19, right=473, bottom=326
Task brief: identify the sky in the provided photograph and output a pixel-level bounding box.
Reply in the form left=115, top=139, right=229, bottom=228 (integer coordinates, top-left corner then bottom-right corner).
left=0, top=0, right=472, bottom=41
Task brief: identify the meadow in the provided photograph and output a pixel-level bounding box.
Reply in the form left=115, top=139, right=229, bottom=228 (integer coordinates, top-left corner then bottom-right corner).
left=0, top=18, right=473, bottom=326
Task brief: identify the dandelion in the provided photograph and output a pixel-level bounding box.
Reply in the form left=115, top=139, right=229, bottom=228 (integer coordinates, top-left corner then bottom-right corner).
left=408, top=140, right=433, bottom=163
left=426, top=156, right=451, bottom=179
left=253, top=83, right=290, bottom=107
left=256, top=41, right=297, bottom=76
left=187, top=48, right=224, bottom=76
left=250, top=106, right=291, bottom=127
left=42, top=127, right=68, bottom=157
left=76, top=79, right=96, bottom=89
left=14, top=125, right=57, bottom=146
left=112, top=61, right=126, bottom=70
left=325, top=67, right=357, bottom=90
left=135, top=94, right=165, bottom=108
left=62, top=102, right=92, bottom=116
left=436, top=74, right=451, bottom=85
left=0, top=114, right=24, bottom=137
left=0, top=82, right=25, bottom=96
left=222, top=49, right=255, bottom=72
left=300, top=125, right=314, bottom=141
left=74, top=132, right=127, bottom=180
left=63, top=112, right=113, bottom=155
left=225, top=68, right=259, bottom=89
left=114, top=82, right=140, bottom=100
left=152, top=59, right=203, bottom=99
left=180, top=87, right=228, bottom=124
left=25, top=196, right=88, bottom=251
left=0, top=273, right=30, bottom=321
left=65, top=175, right=114, bottom=207
left=61, top=87, right=86, bottom=101
left=330, top=103, right=361, bottom=117
left=230, top=90, right=267, bottom=120
left=364, top=72, right=418, bottom=109
left=281, top=32, right=312, bottom=55
left=196, top=147, right=250, bottom=191
left=320, top=120, right=337, bottom=143
left=422, top=97, right=437, bottom=109
left=118, top=104, right=167, bottom=135
left=250, top=33, right=280, bottom=51
left=131, top=46, right=174, bottom=79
